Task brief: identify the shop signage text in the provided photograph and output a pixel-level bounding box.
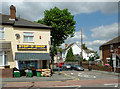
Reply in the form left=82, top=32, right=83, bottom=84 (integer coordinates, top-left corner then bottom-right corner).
left=17, top=45, right=47, bottom=50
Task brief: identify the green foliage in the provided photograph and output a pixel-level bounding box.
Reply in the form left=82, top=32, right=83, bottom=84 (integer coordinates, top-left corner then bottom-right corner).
left=65, top=47, right=76, bottom=62
left=50, top=46, right=57, bottom=56
left=82, top=43, right=88, bottom=50
left=97, top=64, right=104, bottom=67
left=57, top=48, right=63, bottom=56
left=94, top=51, right=100, bottom=59
left=89, top=56, right=94, bottom=61
left=83, top=58, right=87, bottom=61
left=36, top=7, right=76, bottom=47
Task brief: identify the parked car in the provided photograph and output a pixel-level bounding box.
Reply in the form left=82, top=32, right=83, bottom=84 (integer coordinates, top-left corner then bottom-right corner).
left=62, top=64, right=72, bottom=70
left=71, top=65, right=84, bottom=71
left=56, top=62, right=64, bottom=68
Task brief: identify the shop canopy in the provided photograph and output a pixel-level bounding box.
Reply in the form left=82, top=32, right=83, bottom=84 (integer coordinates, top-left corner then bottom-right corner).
left=15, top=53, right=51, bottom=60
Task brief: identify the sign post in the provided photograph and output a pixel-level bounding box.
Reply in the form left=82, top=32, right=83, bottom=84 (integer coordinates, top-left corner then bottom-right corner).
left=112, top=53, right=116, bottom=72
left=57, top=51, right=61, bottom=75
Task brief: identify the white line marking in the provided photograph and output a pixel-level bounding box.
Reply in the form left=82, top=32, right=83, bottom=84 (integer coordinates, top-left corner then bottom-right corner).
left=104, top=83, right=117, bottom=86
left=115, top=84, right=118, bottom=87
left=52, top=85, right=82, bottom=87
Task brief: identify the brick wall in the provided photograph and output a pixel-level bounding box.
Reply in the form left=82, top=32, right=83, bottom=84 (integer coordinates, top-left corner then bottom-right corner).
left=83, top=64, right=120, bottom=73
left=102, top=43, right=120, bottom=65
left=0, top=68, right=13, bottom=78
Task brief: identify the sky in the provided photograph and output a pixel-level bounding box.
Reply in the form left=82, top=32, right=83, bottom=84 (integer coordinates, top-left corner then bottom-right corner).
left=0, top=1, right=119, bottom=54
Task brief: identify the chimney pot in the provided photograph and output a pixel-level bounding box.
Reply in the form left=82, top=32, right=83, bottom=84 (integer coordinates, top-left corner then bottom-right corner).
left=10, top=5, right=16, bottom=20
left=65, top=44, right=68, bottom=48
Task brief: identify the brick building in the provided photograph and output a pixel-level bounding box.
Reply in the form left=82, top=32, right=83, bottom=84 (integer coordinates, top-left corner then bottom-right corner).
left=100, top=36, right=120, bottom=68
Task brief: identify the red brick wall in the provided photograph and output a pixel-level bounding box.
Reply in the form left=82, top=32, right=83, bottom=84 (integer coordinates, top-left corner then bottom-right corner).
left=83, top=64, right=120, bottom=73
left=0, top=68, right=13, bottom=78
left=102, top=43, right=120, bottom=65
left=102, top=45, right=111, bottom=65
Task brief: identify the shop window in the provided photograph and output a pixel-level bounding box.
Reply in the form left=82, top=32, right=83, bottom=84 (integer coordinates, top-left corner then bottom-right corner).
left=0, top=27, right=4, bottom=39
left=20, top=61, right=37, bottom=69
left=23, top=32, right=33, bottom=42
left=0, top=51, right=8, bottom=66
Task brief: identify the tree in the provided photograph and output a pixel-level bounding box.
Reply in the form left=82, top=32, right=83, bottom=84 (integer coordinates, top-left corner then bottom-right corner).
left=82, top=43, right=88, bottom=50
left=65, top=47, right=75, bottom=62
left=94, top=51, right=100, bottom=59
left=57, top=48, right=63, bottom=59
left=36, top=7, right=76, bottom=47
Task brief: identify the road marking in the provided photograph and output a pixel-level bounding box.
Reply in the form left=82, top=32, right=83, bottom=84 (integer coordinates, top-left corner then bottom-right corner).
left=52, top=85, right=82, bottom=88
left=60, top=72, right=79, bottom=80
left=75, top=85, right=82, bottom=89
left=78, top=74, right=96, bottom=79
left=104, top=83, right=118, bottom=86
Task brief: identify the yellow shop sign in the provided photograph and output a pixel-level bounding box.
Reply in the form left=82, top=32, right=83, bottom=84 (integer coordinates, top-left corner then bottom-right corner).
left=17, top=45, right=47, bottom=50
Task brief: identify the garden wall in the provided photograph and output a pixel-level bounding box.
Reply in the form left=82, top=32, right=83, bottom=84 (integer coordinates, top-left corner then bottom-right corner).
left=82, top=64, right=120, bottom=73
left=0, top=68, right=13, bottom=78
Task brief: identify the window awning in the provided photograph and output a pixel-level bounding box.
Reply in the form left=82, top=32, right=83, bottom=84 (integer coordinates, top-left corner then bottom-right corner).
left=0, top=41, right=11, bottom=51
left=15, top=53, right=51, bottom=60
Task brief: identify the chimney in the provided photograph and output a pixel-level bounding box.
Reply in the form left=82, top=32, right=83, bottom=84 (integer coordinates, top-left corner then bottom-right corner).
left=10, top=5, right=16, bottom=20
left=65, top=43, right=68, bottom=48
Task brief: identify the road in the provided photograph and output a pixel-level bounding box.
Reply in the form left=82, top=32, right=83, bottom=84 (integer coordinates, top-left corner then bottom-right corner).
left=1, top=69, right=120, bottom=88
left=61, top=69, right=119, bottom=80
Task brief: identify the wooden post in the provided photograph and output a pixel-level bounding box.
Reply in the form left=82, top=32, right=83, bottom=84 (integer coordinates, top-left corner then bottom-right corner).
left=81, top=28, right=83, bottom=61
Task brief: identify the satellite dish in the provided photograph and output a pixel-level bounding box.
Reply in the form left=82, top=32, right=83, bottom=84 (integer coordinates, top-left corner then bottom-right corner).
left=15, top=33, right=20, bottom=39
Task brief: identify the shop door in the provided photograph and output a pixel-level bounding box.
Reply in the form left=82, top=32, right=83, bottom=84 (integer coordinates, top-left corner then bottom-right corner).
left=43, top=60, right=47, bottom=69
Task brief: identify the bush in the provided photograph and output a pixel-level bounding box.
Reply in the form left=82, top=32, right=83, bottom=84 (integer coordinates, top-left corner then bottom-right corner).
left=97, top=64, right=104, bottom=67
left=83, top=58, right=87, bottom=61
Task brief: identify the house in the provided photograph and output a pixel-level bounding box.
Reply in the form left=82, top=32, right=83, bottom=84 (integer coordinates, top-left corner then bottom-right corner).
left=0, top=5, right=52, bottom=70
left=62, top=42, right=95, bottom=62
left=100, top=36, right=120, bottom=68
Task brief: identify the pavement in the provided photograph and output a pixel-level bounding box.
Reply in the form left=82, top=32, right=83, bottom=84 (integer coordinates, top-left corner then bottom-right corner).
left=1, top=70, right=120, bottom=88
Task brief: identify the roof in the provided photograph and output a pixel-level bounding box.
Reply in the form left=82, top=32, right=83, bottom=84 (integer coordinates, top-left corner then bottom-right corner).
left=63, top=42, right=94, bottom=53
left=101, top=36, right=120, bottom=47
left=63, top=42, right=76, bottom=51
left=0, top=14, right=52, bottom=29
left=84, top=49, right=95, bottom=54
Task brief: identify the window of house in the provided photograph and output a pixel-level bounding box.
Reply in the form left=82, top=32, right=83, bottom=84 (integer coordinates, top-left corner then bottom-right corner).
left=23, top=32, right=34, bottom=42
left=106, top=58, right=110, bottom=64
left=110, top=45, right=114, bottom=52
left=0, top=51, right=8, bottom=66
left=0, top=27, right=4, bottom=39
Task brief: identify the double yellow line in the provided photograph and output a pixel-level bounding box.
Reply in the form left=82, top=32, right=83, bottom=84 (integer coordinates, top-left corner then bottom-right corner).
left=60, top=72, right=79, bottom=80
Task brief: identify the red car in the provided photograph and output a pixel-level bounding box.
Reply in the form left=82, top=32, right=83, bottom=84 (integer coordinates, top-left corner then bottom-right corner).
left=56, top=62, right=64, bottom=68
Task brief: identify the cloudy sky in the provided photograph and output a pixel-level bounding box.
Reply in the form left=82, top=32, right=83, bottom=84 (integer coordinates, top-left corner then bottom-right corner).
left=1, top=1, right=119, bottom=53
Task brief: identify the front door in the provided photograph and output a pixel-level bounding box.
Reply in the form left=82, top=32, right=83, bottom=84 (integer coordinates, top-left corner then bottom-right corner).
left=43, top=60, right=47, bottom=69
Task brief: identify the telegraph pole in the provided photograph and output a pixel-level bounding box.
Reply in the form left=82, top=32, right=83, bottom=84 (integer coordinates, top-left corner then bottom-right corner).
left=81, top=28, right=83, bottom=60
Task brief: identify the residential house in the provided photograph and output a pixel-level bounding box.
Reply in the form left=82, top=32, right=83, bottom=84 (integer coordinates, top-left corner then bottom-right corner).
left=0, top=5, right=52, bottom=69
left=62, top=42, right=95, bottom=62
left=100, top=36, right=120, bottom=68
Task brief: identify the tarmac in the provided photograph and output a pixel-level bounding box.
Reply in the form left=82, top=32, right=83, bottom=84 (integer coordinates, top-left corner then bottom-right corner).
left=1, top=70, right=120, bottom=88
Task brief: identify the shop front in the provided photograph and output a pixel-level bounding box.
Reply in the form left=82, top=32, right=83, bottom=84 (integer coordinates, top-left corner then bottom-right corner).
left=15, top=53, right=51, bottom=70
